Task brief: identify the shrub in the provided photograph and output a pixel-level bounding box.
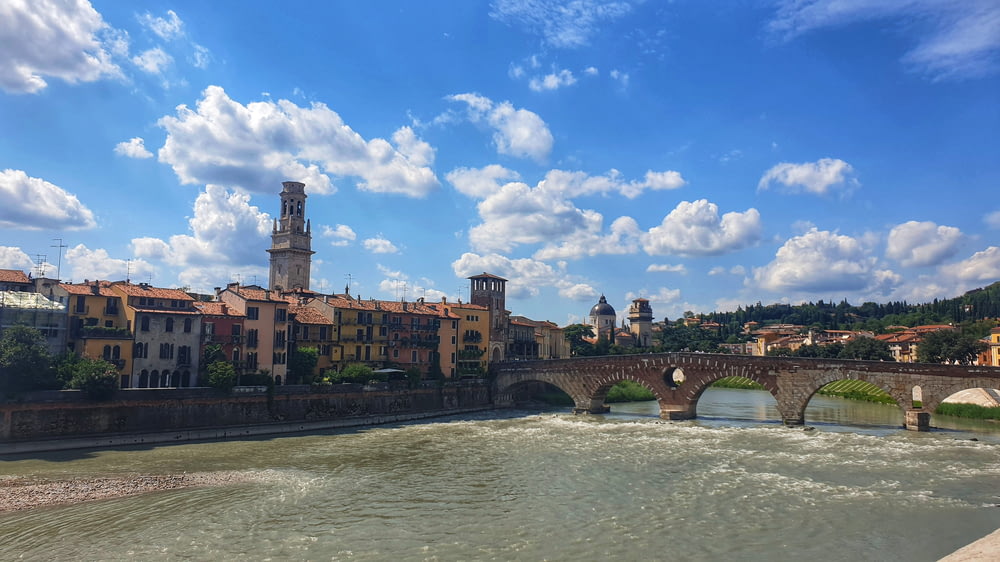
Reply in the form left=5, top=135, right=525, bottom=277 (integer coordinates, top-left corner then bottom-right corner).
left=206, top=360, right=237, bottom=391
left=68, top=358, right=118, bottom=400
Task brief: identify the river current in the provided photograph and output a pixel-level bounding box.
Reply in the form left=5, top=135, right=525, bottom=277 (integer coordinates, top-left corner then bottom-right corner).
left=2, top=388, right=999, bottom=561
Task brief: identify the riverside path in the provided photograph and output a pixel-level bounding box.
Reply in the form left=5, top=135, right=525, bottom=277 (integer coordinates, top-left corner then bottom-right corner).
left=492, top=352, right=1000, bottom=430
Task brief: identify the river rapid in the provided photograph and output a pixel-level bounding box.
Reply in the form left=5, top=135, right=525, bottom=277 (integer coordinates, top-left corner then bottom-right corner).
left=2, top=388, right=999, bottom=561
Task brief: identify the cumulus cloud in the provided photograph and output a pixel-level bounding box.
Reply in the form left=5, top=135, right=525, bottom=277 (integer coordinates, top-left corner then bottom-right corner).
left=132, top=47, right=173, bottom=74
left=64, top=244, right=154, bottom=283
left=626, top=287, right=681, bottom=308
left=138, top=10, right=183, bottom=40
left=490, top=0, right=633, bottom=49
left=321, top=224, right=357, bottom=247
left=0, top=246, right=34, bottom=270
left=949, top=246, right=1000, bottom=284
left=885, top=220, right=964, bottom=267
left=130, top=184, right=270, bottom=268
left=446, top=165, right=521, bottom=198
left=984, top=210, right=1000, bottom=229
left=156, top=86, right=439, bottom=196
left=0, top=169, right=97, bottom=230
left=768, top=0, right=1000, bottom=80
left=447, top=93, right=554, bottom=162
left=647, top=264, right=687, bottom=274
left=114, top=137, right=153, bottom=159
left=758, top=158, right=858, bottom=196
left=363, top=236, right=399, bottom=254
left=534, top=215, right=641, bottom=260
left=0, top=0, right=121, bottom=93
left=751, top=228, right=899, bottom=294
left=529, top=69, right=577, bottom=91
left=452, top=252, right=598, bottom=301
left=642, top=200, right=762, bottom=256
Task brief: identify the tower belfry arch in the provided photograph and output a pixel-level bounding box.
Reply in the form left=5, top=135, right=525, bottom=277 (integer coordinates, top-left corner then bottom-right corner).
left=267, top=181, right=315, bottom=292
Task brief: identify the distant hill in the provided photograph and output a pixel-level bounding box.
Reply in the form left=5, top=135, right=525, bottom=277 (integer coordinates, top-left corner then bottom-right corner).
left=696, top=281, right=1000, bottom=339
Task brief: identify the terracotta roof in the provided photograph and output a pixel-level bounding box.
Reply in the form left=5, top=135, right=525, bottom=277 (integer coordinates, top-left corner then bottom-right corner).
left=467, top=272, right=508, bottom=281
left=193, top=301, right=245, bottom=318
left=289, top=305, right=332, bottom=325
left=61, top=281, right=117, bottom=297
left=226, top=285, right=288, bottom=303
left=0, top=269, right=30, bottom=284
left=113, top=282, right=194, bottom=301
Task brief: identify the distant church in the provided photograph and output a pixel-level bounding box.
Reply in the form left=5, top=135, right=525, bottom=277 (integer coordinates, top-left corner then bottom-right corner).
left=587, top=294, right=653, bottom=348
left=267, top=181, right=314, bottom=292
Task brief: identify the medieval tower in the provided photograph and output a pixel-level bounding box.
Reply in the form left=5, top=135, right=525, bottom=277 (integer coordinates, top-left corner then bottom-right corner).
left=469, top=272, right=508, bottom=362
left=267, top=181, right=314, bottom=292
left=628, top=297, right=654, bottom=348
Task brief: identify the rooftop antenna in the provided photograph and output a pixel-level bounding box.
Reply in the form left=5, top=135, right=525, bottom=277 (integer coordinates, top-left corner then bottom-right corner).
left=344, top=273, right=354, bottom=293
left=33, top=254, right=47, bottom=278
left=125, top=258, right=133, bottom=283
left=51, top=238, right=67, bottom=280
left=400, top=282, right=408, bottom=302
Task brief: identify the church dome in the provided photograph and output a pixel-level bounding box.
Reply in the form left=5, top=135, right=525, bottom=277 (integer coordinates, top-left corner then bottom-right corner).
left=590, top=295, right=616, bottom=317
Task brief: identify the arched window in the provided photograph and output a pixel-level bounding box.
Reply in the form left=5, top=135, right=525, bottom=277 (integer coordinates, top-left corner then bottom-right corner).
left=170, top=371, right=181, bottom=387
left=102, top=345, right=112, bottom=360
left=165, top=318, right=174, bottom=332
left=139, top=370, right=149, bottom=388
left=112, top=345, right=121, bottom=360
left=149, top=370, right=160, bottom=388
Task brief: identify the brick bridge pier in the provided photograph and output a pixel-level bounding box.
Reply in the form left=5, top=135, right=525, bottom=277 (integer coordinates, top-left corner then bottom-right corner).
left=492, top=353, right=1000, bottom=431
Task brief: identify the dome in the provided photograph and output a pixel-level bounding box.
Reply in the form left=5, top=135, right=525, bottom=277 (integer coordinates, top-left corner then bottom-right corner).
left=589, top=295, right=616, bottom=317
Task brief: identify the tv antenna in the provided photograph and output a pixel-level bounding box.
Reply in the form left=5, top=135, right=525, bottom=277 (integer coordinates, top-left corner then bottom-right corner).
left=51, top=238, right=67, bottom=280
left=33, top=254, right=47, bottom=278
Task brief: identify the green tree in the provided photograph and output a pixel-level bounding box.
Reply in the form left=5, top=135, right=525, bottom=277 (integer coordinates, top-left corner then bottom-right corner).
left=206, top=360, right=238, bottom=391
left=68, top=358, right=119, bottom=400
left=838, top=337, right=893, bottom=361
left=917, top=330, right=987, bottom=364
left=333, top=363, right=374, bottom=384
left=563, top=324, right=597, bottom=356
left=287, top=347, right=319, bottom=384
left=0, top=325, right=55, bottom=393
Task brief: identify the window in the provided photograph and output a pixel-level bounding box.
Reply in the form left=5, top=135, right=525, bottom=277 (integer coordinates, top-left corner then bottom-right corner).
left=75, top=296, right=86, bottom=313
left=159, top=343, right=174, bottom=359
left=165, top=318, right=174, bottom=332
left=102, top=345, right=112, bottom=360
left=379, top=326, right=387, bottom=337
left=247, top=307, right=259, bottom=320
left=232, top=324, right=242, bottom=336
left=275, top=330, right=286, bottom=347
left=319, top=326, right=327, bottom=340
left=247, top=329, right=259, bottom=348
left=393, top=349, right=399, bottom=358
left=178, top=346, right=190, bottom=366
left=275, top=308, right=287, bottom=322
left=301, top=326, right=309, bottom=340
left=134, top=342, right=147, bottom=359
left=232, top=348, right=240, bottom=362
left=184, top=318, right=192, bottom=333
left=140, top=316, right=150, bottom=332
left=112, top=345, right=121, bottom=360
left=411, top=350, right=418, bottom=362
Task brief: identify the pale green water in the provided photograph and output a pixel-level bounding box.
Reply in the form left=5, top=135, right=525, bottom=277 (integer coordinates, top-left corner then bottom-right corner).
left=2, top=388, right=999, bottom=561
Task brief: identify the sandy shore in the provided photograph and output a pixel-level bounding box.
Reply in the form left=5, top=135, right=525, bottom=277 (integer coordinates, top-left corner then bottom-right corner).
left=0, top=472, right=254, bottom=513
left=940, top=527, right=1000, bottom=561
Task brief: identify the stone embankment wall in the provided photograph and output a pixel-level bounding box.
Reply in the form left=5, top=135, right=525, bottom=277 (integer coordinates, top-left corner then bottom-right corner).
left=0, top=382, right=493, bottom=452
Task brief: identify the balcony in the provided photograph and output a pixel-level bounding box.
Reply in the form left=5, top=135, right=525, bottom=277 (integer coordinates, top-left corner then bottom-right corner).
left=79, top=326, right=133, bottom=339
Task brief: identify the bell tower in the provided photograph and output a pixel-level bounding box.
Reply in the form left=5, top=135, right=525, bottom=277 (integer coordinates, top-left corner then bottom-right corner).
left=267, top=181, right=314, bottom=292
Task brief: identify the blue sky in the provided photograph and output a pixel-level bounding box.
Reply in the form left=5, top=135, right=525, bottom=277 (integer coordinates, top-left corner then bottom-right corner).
left=1, top=0, right=998, bottom=326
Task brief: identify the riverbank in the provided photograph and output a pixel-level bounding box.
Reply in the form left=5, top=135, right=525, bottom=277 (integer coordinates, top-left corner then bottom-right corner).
left=0, top=472, right=255, bottom=512
left=940, top=527, right=1000, bottom=561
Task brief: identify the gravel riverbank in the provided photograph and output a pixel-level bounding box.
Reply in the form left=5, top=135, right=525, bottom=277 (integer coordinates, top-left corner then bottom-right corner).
left=0, top=472, right=254, bottom=513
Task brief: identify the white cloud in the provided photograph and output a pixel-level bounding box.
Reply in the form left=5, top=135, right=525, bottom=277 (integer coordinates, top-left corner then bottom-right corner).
left=0, top=246, right=34, bottom=270
left=584, top=66, right=599, bottom=76
left=363, top=236, right=399, bottom=254
left=64, top=244, right=154, bottom=283
left=321, top=224, right=357, bottom=246
left=529, top=69, right=577, bottom=91
left=647, top=264, right=687, bottom=274
left=534, top=215, right=642, bottom=260
left=114, top=137, right=153, bottom=159
left=0, top=0, right=121, bottom=93
left=949, top=246, right=1000, bottom=284
left=132, top=47, right=173, bottom=74
left=768, top=0, right=1000, bottom=80
left=138, top=10, right=184, bottom=40
left=130, top=184, right=270, bottom=267
left=751, top=228, right=899, bottom=294
left=885, top=220, right=964, bottom=267
left=157, top=86, right=439, bottom=197
left=191, top=44, right=211, bottom=69
left=642, top=200, right=762, bottom=256
left=446, top=165, right=521, bottom=198
left=447, top=93, right=554, bottom=162
left=627, top=287, right=681, bottom=307
left=0, top=169, right=97, bottom=230
left=490, top=0, right=633, bottom=49
left=758, top=158, right=858, bottom=196
left=452, top=252, right=597, bottom=301
left=610, top=69, right=629, bottom=88
left=985, top=210, right=1000, bottom=229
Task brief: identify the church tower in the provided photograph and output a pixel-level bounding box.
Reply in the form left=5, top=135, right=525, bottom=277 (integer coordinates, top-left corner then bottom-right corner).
left=267, top=181, right=314, bottom=292
left=469, top=272, right=508, bottom=362
left=628, top=297, right=654, bottom=347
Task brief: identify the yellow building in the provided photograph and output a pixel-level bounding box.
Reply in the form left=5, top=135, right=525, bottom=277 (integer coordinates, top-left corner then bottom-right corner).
left=437, top=298, right=490, bottom=376
left=218, top=283, right=290, bottom=384
left=61, top=281, right=133, bottom=386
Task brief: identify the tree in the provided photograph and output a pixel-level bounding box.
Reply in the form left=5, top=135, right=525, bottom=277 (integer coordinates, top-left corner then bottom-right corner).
left=68, top=358, right=119, bottom=400
left=0, top=325, right=55, bottom=393
left=333, top=363, right=374, bottom=384
left=563, top=324, right=597, bottom=356
left=287, top=347, right=319, bottom=384
left=838, top=337, right=893, bottom=361
left=206, top=360, right=237, bottom=391
left=917, top=330, right=987, bottom=365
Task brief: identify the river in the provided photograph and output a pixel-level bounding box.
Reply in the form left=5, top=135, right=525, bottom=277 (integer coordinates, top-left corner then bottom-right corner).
left=2, top=388, right=999, bottom=561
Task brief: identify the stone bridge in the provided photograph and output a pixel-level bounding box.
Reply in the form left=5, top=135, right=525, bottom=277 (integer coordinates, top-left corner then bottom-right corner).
left=492, top=353, right=1000, bottom=430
